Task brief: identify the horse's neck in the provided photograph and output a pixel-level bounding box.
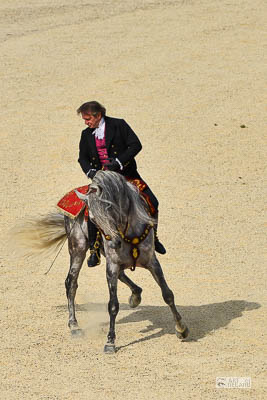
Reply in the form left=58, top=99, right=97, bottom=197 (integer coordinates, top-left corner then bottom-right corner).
left=123, top=214, right=145, bottom=237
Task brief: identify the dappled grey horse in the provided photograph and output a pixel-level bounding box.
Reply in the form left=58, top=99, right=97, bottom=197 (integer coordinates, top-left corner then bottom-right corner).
left=75, top=171, right=188, bottom=352
left=19, top=170, right=188, bottom=353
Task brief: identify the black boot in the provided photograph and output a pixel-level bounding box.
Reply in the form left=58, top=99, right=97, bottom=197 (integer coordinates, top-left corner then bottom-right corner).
left=154, top=232, right=166, bottom=254
left=87, top=219, right=101, bottom=267
left=154, top=214, right=166, bottom=255
left=87, top=247, right=101, bottom=267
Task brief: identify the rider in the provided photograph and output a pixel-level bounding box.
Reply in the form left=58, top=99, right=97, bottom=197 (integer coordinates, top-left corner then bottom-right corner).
left=77, top=101, right=166, bottom=267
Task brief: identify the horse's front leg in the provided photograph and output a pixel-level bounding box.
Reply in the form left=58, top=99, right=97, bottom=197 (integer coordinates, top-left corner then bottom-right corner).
left=118, top=270, right=142, bottom=308
left=104, top=262, right=120, bottom=354
left=148, top=256, right=189, bottom=339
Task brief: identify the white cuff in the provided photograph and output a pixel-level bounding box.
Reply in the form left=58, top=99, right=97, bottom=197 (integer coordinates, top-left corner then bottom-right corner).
left=115, top=158, right=123, bottom=170
left=86, top=169, right=96, bottom=178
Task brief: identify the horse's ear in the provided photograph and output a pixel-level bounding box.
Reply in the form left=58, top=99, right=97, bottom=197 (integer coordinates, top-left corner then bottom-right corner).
left=87, top=185, right=102, bottom=196
left=94, top=186, right=102, bottom=196
left=74, top=190, right=88, bottom=202
left=96, top=186, right=102, bottom=196
left=88, top=187, right=97, bottom=195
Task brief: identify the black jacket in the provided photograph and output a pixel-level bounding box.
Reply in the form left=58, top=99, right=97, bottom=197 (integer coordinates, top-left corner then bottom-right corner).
left=78, top=116, right=142, bottom=178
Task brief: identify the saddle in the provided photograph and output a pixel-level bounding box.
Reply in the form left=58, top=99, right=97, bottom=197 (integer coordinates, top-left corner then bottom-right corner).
left=57, top=178, right=156, bottom=219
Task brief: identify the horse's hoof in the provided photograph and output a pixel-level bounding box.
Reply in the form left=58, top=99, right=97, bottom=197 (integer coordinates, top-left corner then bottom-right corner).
left=104, top=343, right=116, bottom=354
left=71, top=328, right=84, bottom=337
left=175, top=325, right=189, bottom=340
left=129, top=294, right=141, bottom=308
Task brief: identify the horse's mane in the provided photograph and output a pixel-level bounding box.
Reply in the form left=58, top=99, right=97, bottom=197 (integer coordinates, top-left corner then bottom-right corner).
left=88, top=171, right=154, bottom=238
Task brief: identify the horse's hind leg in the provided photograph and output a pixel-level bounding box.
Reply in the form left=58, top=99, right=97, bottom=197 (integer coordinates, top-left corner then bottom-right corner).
left=65, top=216, right=88, bottom=335
left=65, top=253, right=86, bottom=335
left=148, top=256, right=189, bottom=339
left=118, top=270, right=142, bottom=308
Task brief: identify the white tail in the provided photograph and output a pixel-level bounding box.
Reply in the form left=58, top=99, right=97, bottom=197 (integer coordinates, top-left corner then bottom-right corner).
left=13, top=212, right=67, bottom=258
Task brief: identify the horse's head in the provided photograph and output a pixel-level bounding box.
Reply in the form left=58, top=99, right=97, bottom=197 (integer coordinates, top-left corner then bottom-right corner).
left=75, top=170, right=153, bottom=240
left=75, top=171, right=130, bottom=237
left=74, top=183, right=102, bottom=203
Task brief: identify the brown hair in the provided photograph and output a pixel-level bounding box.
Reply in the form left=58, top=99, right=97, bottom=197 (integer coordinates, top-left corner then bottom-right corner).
left=76, top=101, right=106, bottom=116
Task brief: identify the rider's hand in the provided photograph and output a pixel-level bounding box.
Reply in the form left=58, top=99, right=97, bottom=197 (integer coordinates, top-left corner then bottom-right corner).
left=105, top=158, right=120, bottom=172
left=87, top=169, right=97, bottom=179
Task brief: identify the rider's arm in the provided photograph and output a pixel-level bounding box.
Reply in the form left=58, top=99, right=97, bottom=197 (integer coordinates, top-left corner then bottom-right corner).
left=78, top=130, right=94, bottom=176
left=115, top=119, right=142, bottom=167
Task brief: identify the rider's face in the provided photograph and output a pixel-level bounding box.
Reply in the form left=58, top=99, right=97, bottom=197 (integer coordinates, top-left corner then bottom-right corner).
left=81, top=112, right=102, bottom=129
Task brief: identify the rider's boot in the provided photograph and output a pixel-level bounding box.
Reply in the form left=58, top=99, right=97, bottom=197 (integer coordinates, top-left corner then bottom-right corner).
left=87, top=219, right=101, bottom=267
left=154, top=213, right=166, bottom=255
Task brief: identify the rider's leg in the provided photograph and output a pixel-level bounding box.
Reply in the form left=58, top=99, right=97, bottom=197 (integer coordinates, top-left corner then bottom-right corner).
left=87, top=218, right=101, bottom=267
left=142, top=186, right=166, bottom=255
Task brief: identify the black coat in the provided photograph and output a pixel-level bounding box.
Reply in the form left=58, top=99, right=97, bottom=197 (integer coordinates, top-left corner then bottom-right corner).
left=78, top=116, right=142, bottom=178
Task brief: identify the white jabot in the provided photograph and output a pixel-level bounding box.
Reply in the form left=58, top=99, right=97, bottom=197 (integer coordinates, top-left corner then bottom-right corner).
left=92, top=117, right=105, bottom=140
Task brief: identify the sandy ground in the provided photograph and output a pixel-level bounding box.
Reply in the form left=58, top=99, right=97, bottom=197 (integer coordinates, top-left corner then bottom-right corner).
left=1, top=0, right=266, bottom=398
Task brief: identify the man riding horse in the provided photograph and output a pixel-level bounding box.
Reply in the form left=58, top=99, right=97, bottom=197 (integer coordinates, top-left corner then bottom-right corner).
left=77, top=100, right=166, bottom=267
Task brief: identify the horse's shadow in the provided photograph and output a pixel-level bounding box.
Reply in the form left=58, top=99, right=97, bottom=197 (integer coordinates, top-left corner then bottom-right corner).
left=60, top=299, right=260, bottom=349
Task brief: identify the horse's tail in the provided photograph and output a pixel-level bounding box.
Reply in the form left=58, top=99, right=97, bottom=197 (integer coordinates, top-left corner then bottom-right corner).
left=13, top=212, right=67, bottom=258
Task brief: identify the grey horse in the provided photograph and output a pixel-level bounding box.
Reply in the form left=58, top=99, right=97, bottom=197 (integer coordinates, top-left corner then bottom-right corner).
left=18, top=170, right=189, bottom=353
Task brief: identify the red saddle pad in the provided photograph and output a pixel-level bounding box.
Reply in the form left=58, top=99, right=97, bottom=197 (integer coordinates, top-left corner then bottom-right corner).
left=57, top=178, right=156, bottom=219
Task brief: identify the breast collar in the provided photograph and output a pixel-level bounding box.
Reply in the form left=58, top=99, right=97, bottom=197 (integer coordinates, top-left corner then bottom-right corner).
left=99, top=222, right=153, bottom=271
